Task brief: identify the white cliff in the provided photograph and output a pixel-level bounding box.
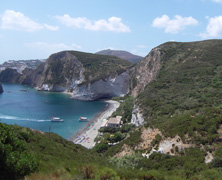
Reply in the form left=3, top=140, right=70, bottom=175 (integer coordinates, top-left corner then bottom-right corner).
left=130, top=104, right=145, bottom=126
left=72, top=71, right=130, bottom=100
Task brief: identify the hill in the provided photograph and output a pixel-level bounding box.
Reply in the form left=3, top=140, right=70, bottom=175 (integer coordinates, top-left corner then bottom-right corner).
left=0, top=51, right=133, bottom=100
left=92, top=40, right=222, bottom=179
left=1, top=122, right=199, bottom=180
left=136, top=40, right=222, bottom=135
left=0, top=122, right=114, bottom=180
left=96, top=49, right=143, bottom=63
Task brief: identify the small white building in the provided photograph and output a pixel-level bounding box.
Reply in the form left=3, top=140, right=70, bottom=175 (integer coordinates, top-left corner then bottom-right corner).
left=107, top=116, right=122, bottom=128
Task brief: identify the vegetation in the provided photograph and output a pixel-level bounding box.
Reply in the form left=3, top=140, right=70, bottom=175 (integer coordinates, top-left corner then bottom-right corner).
left=68, top=51, right=133, bottom=84
left=112, top=96, right=135, bottom=123
left=138, top=40, right=222, bottom=143
left=93, top=40, right=222, bottom=179
left=0, top=123, right=37, bottom=180
left=37, top=50, right=133, bottom=86
left=6, top=122, right=221, bottom=179
left=0, top=122, right=110, bottom=179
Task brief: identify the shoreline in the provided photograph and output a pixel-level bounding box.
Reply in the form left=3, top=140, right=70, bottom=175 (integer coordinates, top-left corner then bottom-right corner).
left=71, top=100, right=120, bottom=149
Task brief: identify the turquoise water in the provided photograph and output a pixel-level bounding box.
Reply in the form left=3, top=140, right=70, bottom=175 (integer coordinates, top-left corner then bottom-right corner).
left=0, top=83, right=106, bottom=140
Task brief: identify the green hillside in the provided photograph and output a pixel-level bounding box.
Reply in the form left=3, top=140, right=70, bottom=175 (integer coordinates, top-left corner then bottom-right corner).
left=137, top=39, right=222, bottom=143
left=2, top=121, right=222, bottom=180
left=0, top=122, right=122, bottom=180
left=2, top=122, right=206, bottom=180
left=68, top=51, right=133, bottom=83
left=92, top=40, right=222, bottom=179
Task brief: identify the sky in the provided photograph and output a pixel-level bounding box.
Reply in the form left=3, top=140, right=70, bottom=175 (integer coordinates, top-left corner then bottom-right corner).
left=0, top=0, right=222, bottom=63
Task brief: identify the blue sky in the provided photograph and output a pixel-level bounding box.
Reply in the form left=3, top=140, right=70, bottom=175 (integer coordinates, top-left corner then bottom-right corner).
left=0, top=0, right=222, bottom=63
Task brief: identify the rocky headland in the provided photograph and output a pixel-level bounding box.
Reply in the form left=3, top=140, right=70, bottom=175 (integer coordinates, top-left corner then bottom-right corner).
left=0, top=83, right=3, bottom=93
left=0, top=50, right=132, bottom=101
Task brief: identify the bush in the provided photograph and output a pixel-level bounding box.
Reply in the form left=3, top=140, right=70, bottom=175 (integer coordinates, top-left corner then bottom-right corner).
left=0, top=123, right=38, bottom=180
left=112, top=96, right=135, bottom=123
left=120, top=124, right=135, bottom=133
left=110, top=132, right=124, bottom=143
left=94, top=143, right=109, bottom=153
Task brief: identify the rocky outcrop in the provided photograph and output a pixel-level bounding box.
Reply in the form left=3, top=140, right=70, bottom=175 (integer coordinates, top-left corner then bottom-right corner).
left=21, top=63, right=46, bottom=86
left=130, top=104, right=145, bottom=126
left=0, top=83, right=3, bottom=93
left=131, top=48, right=161, bottom=97
left=0, top=68, right=22, bottom=83
left=72, top=71, right=129, bottom=100
left=36, top=51, right=84, bottom=91
left=142, top=135, right=194, bottom=158
left=33, top=51, right=131, bottom=100
left=0, top=63, right=47, bottom=87
left=0, top=51, right=131, bottom=100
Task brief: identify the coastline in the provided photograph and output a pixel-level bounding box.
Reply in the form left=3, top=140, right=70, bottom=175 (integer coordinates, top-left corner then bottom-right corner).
left=72, top=100, right=120, bottom=149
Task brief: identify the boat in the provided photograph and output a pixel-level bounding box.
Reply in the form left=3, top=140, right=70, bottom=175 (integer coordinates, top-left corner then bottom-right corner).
left=79, top=116, right=88, bottom=122
left=51, top=117, right=64, bottom=122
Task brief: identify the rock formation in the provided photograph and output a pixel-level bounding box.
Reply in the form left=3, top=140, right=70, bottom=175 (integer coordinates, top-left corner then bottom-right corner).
left=72, top=71, right=129, bottom=100
left=131, top=48, right=161, bottom=97
left=0, top=83, right=3, bottom=93
left=130, top=104, right=145, bottom=126
left=0, top=68, right=22, bottom=83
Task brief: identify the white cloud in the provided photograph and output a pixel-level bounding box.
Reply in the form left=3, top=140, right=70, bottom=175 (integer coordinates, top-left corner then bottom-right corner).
left=56, top=15, right=130, bottom=32
left=43, top=24, right=59, bottom=31
left=200, top=16, right=222, bottom=38
left=25, top=42, right=82, bottom=52
left=1, top=10, right=59, bottom=32
left=152, top=15, right=198, bottom=34
left=212, top=0, right=222, bottom=3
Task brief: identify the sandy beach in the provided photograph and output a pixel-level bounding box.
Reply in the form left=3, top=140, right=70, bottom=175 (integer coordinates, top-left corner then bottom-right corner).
left=72, top=100, right=120, bottom=149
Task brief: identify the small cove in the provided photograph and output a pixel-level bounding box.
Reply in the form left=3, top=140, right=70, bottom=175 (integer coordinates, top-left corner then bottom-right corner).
left=0, top=83, right=106, bottom=140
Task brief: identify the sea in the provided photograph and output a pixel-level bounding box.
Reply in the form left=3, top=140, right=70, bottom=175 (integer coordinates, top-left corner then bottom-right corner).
left=0, top=83, right=106, bottom=140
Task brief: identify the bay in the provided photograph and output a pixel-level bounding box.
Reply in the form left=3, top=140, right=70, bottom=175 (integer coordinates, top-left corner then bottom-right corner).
left=0, top=83, right=106, bottom=140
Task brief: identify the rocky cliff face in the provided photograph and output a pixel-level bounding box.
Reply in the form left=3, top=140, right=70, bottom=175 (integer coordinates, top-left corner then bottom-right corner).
left=131, top=48, right=161, bottom=97
left=72, top=71, right=129, bottom=100
left=0, top=51, right=131, bottom=100
left=36, top=51, right=84, bottom=91
left=34, top=51, right=131, bottom=100
left=130, top=104, right=145, bottom=126
left=0, top=68, right=22, bottom=83
left=0, top=83, right=3, bottom=93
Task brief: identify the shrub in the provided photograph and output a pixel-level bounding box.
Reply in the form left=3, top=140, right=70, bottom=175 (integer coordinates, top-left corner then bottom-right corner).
left=94, top=143, right=109, bottom=153
left=0, top=123, right=38, bottom=180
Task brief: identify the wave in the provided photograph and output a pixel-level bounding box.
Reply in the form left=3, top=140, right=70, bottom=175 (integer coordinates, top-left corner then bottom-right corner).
left=0, top=114, right=51, bottom=122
